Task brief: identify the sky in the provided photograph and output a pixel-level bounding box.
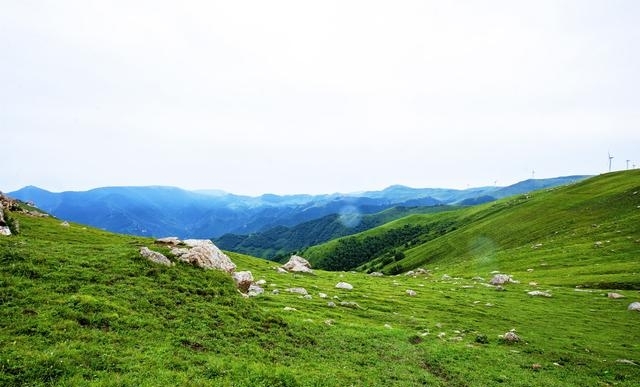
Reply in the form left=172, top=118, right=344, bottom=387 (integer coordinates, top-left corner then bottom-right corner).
left=2, top=1, right=639, bottom=196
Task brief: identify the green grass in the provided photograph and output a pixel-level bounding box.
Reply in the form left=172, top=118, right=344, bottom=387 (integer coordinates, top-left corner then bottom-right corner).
left=1, top=171, right=640, bottom=386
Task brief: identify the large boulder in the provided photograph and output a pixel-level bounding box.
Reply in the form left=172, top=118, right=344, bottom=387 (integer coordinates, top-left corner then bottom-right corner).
left=282, top=255, right=313, bottom=273
left=178, top=239, right=236, bottom=272
left=628, top=302, right=640, bottom=311
left=139, top=247, right=173, bottom=266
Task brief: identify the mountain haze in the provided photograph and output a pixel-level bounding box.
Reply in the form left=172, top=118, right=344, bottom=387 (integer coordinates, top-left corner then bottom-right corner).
left=9, top=176, right=589, bottom=239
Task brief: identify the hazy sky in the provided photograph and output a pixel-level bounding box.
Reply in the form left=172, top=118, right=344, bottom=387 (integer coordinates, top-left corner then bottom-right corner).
left=2, top=1, right=639, bottom=195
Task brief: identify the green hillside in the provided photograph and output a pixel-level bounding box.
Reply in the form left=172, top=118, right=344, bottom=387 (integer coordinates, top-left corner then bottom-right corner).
left=305, top=170, right=640, bottom=288
left=215, top=205, right=454, bottom=261
left=2, top=173, right=640, bottom=386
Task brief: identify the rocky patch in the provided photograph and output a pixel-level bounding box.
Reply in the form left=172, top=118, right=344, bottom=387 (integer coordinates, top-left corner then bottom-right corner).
left=139, top=247, right=173, bottom=266
left=282, top=255, right=313, bottom=273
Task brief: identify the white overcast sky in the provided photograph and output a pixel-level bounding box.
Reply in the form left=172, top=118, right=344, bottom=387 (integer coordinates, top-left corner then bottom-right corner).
left=2, top=1, right=639, bottom=195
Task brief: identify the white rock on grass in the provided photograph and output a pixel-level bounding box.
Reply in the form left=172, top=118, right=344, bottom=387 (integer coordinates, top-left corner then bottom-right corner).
left=490, top=274, right=516, bottom=285
left=248, top=284, right=264, bottom=297
left=335, top=282, right=353, bottom=290
left=608, top=292, right=625, bottom=299
left=318, top=293, right=328, bottom=298
left=139, top=247, right=173, bottom=266
left=369, top=272, right=384, bottom=277
left=180, top=239, right=237, bottom=272
left=502, top=331, right=520, bottom=342
left=406, top=289, right=417, bottom=297
left=232, top=271, right=254, bottom=293
left=628, top=302, right=640, bottom=311
left=282, top=255, right=313, bottom=273
left=283, top=307, right=297, bottom=311
left=527, top=290, right=552, bottom=297
left=286, top=287, right=309, bottom=295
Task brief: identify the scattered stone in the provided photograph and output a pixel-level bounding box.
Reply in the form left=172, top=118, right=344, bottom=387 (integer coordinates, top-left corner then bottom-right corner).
left=327, top=301, right=336, bottom=308
left=532, top=363, right=542, bottom=371
left=607, top=292, right=625, bottom=299
left=282, top=255, right=313, bottom=273
left=276, top=267, right=288, bottom=274
left=616, top=359, right=638, bottom=366
left=461, top=285, right=474, bottom=289
left=170, top=247, right=190, bottom=257
left=60, top=221, right=70, bottom=227
left=180, top=239, right=237, bottom=272
left=406, top=289, right=417, bottom=296
left=318, top=292, right=328, bottom=298
left=384, top=324, right=392, bottom=329
left=283, top=307, right=297, bottom=312
left=531, top=243, right=543, bottom=249
left=594, top=241, right=603, bottom=248
left=502, top=331, right=520, bottom=343
left=139, top=247, right=173, bottom=266
left=232, top=271, right=254, bottom=293
left=437, top=332, right=446, bottom=339
left=528, top=282, right=538, bottom=287
left=286, top=287, right=309, bottom=295
left=490, top=274, right=515, bottom=285
left=485, top=303, right=494, bottom=307
left=527, top=290, right=552, bottom=297
left=405, top=270, right=415, bottom=276
left=248, top=284, right=264, bottom=297
left=155, top=237, right=181, bottom=245
left=255, top=279, right=267, bottom=286
left=441, top=274, right=452, bottom=281
left=303, top=294, right=312, bottom=300
left=627, top=302, right=640, bottom=311
left=369, top=272, right=384, bottom=277
left=335, top=282, right=353, bottom=290
left=272, top=289, right=280, bottom=295
left=415, top=268, right=429, bottom=275
left=339, top=301, right=360, bottom=309
left=526, top=268, right=534, bottom=272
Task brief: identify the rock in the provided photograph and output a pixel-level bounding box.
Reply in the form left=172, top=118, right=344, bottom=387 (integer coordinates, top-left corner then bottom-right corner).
left=283, top=307, right=297, bottom=312
left=155, top=237, right=182, bottom=245
left=369, top=272, right=384, bottom=277
left=0, top=226, right=10, bottom=236
left=384, top=324, right=392, bottom=329
left=532, top=363, right=542, bottom=371
left=255, top=279, right=267, bottom=286
left=303, top=294, right=312, bottom=300
left=272, top=289, right=280, bottom=295
left=490, top=274, right=515, bottom=285
left=179, top=239, right=236, bottom=272
left=628, top=302, right=640, bottom=311
left=232, top=271, right=254, bottom=292
left=527, top=268, right=534, bottom=272
left=60, top=221, right=70, bottom=227
left=335, top=282, right=353, bottom=290
left=441, top=274, right=452, bottom=280
left=282, top=255, right=313, bottom=273
left=527, top=290, right=552, bottom=297
left=318, top=293, right=328, bottom=298
left=248, top=284, right=264, bottom=297
left=405, top=271, right=415, bottom=276
left=324, top=319, right=334, bottom=326
left=406, top=289, right=417, bottom=297
left=528, top=282, right=538, bottom=287
left=339, top=301, right=360, bottom=309
left=327, top=302, right=336, bottom=308
left=286, top=287, right=308, bottom=295
left=502, top=331, right=520, bottom=343
left=415, top=268, right=429, bottom=275
left=608, top=292, right=625, bottom=299
left=139, top=247, right=173, bottom=266
left=170, top=247, right=190, bottom=257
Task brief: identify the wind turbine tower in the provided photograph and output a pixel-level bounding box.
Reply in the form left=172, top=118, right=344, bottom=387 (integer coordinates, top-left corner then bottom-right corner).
left=608, top=152, right=614, bottom=172
left=626, top=159, right=630, bottom=170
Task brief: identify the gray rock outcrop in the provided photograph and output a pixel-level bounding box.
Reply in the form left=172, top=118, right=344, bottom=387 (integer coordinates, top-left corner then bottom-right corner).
left=175, top=239, right=236, bottom=272
left=527, top=290, right=552, bottom=297
left=286, top=287, right=309, bottom=295
left=139, top=247, right=173, bottom=266
left=282, top=255, right=313, bottom=273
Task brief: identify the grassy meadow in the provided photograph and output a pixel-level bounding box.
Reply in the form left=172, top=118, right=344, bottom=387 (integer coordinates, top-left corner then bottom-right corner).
left=1, top=171, right=640, bottom=386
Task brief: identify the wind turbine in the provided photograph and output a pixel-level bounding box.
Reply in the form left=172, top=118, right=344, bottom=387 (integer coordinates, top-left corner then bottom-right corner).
left=626, top=159, right=630, bottom=170
left=608, top=152, right=614, bottom=172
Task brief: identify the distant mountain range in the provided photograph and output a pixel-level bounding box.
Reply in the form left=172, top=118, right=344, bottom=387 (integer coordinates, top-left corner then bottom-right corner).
left=8, top=176, right=589, bottom=239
